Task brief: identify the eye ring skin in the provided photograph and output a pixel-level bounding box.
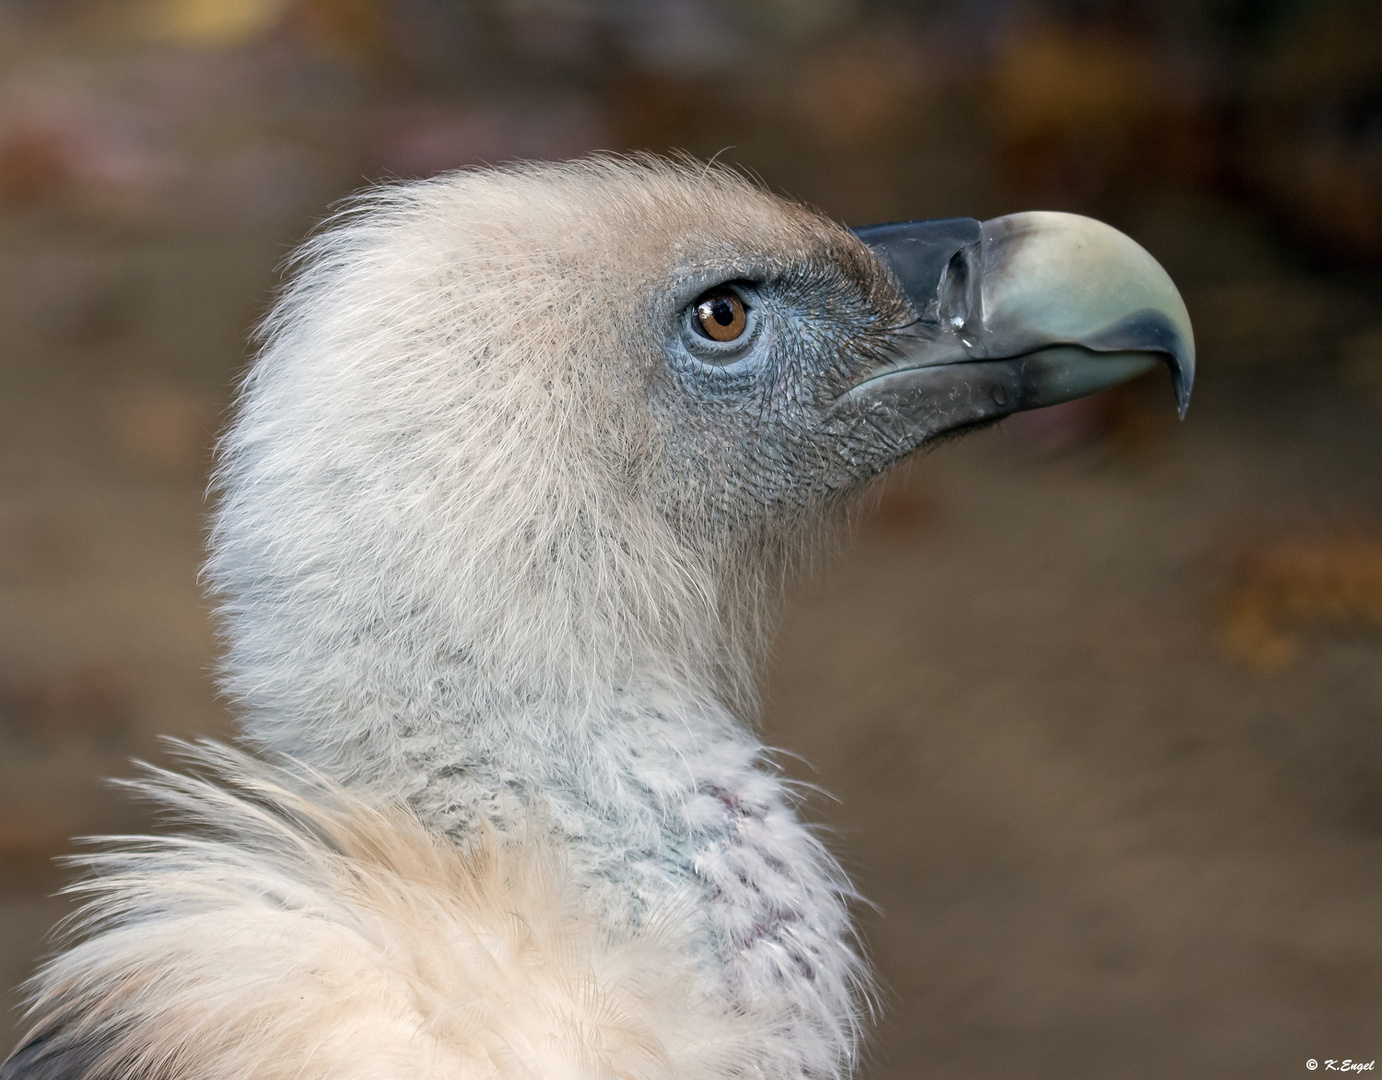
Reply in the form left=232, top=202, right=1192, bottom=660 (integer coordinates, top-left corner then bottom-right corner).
left=678, top=283, right=761, bottom=366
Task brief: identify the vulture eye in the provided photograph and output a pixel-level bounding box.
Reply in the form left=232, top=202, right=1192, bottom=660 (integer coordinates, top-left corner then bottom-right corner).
left=693, top=288, right=748, bottom=342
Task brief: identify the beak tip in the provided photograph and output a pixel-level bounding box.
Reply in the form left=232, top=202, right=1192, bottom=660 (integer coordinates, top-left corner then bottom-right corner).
left=1171, top=346, right=1195, bottom=420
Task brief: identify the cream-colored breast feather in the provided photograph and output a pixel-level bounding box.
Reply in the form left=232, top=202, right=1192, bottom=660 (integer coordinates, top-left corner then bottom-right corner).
left=20, top=744, right=761, bottom=1080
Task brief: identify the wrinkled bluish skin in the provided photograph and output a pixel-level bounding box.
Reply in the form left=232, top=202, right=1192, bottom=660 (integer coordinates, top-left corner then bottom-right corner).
left=647, top=252, right=906, bottom=536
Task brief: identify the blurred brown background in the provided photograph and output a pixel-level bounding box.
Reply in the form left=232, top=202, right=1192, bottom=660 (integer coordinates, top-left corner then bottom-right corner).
left=1, top=0, right=1380, bottom=1075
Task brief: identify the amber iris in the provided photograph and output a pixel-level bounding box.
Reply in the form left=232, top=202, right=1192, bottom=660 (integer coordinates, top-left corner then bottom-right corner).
left=694, top=289, right=747, bottom=342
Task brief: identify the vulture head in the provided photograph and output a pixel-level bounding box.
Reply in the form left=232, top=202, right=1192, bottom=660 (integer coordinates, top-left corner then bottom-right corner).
left=208, top=156, right=1192, bottom=785
left=3, top=156, right=1194, bottom=1080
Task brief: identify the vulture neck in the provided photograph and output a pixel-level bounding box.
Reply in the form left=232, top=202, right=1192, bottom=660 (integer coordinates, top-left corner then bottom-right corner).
left=220, top=511, right=786, bottom=847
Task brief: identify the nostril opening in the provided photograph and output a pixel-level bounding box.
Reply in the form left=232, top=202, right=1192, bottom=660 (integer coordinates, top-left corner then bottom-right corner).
left=937, top=246, right=978, bottom=335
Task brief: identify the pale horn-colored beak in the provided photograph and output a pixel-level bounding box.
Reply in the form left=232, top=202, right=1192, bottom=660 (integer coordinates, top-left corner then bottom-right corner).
left=837, top=211, right=1194, bottom=444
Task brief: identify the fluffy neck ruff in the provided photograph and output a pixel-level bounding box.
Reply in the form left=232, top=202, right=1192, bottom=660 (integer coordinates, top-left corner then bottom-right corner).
left=16, top=747, right=798, bottom=1080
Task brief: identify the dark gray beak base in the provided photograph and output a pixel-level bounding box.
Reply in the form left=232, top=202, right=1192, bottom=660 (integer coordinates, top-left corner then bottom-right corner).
left=841, top=212, right=1195, bottom=446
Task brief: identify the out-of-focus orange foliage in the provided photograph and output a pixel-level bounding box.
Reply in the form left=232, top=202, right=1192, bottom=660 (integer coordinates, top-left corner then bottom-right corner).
left=119, top=0, right=384, bottom=57
left=1217, top=527, right=1382, bottom=671
left=0, top=127, right=70, bottom=204
left=282, top=0, right=387, bottom=61
left=132, top=0, right=294, bottom=46
left=989, top=24, right=1153, bottom=140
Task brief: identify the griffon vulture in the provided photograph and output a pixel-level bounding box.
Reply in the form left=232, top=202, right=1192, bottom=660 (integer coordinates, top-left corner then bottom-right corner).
left=2, top=157, right=1192, bottom=1080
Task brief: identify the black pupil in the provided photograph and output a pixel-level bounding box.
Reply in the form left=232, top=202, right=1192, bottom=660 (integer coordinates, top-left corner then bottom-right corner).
left=710, top=296, right=736, bottom=326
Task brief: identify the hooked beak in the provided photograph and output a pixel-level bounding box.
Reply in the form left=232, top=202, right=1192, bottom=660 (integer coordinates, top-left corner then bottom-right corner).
left=838, top=212, right=1194, bottom=444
